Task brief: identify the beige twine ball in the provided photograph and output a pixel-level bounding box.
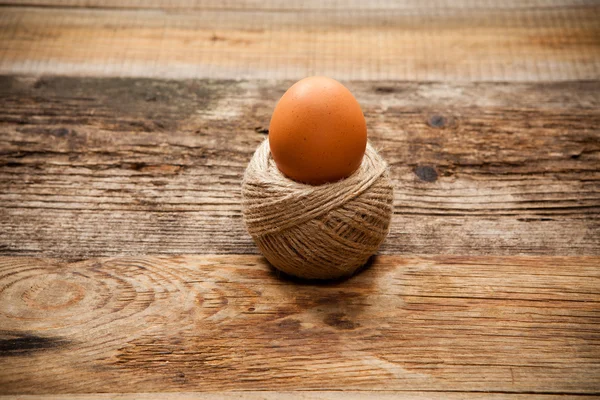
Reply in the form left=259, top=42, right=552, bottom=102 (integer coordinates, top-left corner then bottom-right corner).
left=241, top=139, right=394, bottom=280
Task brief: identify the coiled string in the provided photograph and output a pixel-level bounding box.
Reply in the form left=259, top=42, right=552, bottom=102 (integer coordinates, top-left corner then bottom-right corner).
left=242, top=139, right=394, bottom=279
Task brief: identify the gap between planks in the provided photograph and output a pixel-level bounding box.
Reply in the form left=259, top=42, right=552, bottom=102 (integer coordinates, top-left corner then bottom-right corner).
left=2, top=0, right=599, bottom=11
left=2, top=391, right=600, bottom=399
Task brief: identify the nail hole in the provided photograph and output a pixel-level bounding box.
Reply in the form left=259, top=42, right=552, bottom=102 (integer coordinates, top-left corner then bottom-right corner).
left=428, top=115, right=446, bottom=128
left=414, top=165, right=438, bottom=182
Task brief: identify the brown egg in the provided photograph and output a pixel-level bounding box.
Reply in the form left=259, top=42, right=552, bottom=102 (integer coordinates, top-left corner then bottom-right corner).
left=269, top=76, right=367, bottom=185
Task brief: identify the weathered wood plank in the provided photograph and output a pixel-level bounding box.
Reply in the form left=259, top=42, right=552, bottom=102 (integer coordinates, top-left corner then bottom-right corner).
left=0, top=256, right=600, bottom=394
left=1, top=76, right=599, bottom=257
left=0, top=255, right=598, bottom=394
left=0, top=5, right=599, bottom=81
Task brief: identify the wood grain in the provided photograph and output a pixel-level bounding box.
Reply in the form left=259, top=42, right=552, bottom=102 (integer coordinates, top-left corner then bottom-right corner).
left=3, top=0, right=598, bottom=11
left=0, top=4, right=599, bottom=80
left=0, top=255, right=598, bottom=394
left=0, top=2, right=598, bottom=397
left=0, top=392, right=595, bottom=400
left=1, top=76, right=599, bottom=258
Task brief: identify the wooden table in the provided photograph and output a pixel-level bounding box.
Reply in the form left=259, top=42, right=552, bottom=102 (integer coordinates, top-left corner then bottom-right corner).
left=1, top=1, right=599, bottom=398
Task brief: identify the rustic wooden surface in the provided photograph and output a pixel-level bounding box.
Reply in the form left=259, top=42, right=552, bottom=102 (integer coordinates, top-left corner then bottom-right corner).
left=1, top=0, right=600, bottom=398
left=1, top=255, right=599, bottom=395
left=1, top=76, right=599, bottom=397
left=2, top=393, right=596, bottom=400
left=1, top=76, right=599, bottom=257
left=1, top=2, right=599, bottom=80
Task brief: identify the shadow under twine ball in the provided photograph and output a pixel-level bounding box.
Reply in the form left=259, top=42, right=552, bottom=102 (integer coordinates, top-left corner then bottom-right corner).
left=242, top=139, right=394, bottom=280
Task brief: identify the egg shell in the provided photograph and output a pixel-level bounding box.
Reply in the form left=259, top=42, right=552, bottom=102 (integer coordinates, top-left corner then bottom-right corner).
left=269, top=76, right=367, bottom=185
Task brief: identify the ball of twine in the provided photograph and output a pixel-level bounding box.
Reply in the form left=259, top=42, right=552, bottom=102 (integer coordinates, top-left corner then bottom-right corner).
left=241, top=139, right=394, bottom=280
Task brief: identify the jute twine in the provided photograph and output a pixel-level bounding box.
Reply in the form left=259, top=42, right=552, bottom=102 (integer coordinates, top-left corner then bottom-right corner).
left=241, top=139, right=394, bottom=280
